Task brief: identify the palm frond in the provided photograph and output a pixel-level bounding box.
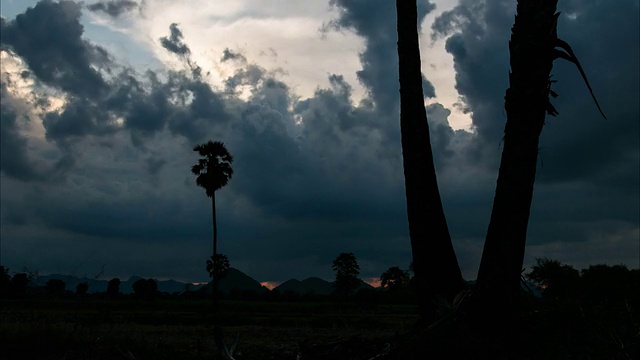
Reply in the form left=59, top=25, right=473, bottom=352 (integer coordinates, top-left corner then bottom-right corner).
left=191, top=140, right=234, bottom=195
left=553, top=38, right=607, bottom=119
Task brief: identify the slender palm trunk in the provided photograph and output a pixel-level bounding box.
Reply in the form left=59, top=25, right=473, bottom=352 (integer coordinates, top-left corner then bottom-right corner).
left=211, top=192, right=219, bottom=313
left=475, top=0, right=558, bottom=311
left=396, top=0, right=464, bottom=321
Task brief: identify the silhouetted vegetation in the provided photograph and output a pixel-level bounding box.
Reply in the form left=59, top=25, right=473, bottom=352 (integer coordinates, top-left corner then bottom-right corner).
left=332, top=252, right=361, bottom=300
left=0, top=256, right=640, bottom=360
left=0, top=259, right=636, bottom=359
left=106, top=277, right=120, bottom=296
left=526, top=257, right=580, bottom=300
left=206, top=253, right=230, bottom=282
left=75, top=282, right=89, bottom=296
left=380, top=266, right=411, bottom=292
left=45, top=279, right=66, bottom=296
left=0, top=266, right=10, bottom=297
left=394, top=1, right=621, bottom=357
left=395, top=0, right=464, bottom=322
left=132, top=278, right=158, bottom=301
left=192, top=140, right=233, bottom=313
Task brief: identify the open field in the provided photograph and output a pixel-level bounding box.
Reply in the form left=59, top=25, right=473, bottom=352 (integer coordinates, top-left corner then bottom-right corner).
left=0, top=298, right=419, bottom=360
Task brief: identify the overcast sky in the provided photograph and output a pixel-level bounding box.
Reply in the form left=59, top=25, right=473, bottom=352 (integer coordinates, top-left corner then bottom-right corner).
left=1, top=0, right=638, bottom=286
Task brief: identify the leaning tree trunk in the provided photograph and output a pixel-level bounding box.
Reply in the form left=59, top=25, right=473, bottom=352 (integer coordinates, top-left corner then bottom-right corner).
left=396, top=0, right=464, bottom=321
left=211, top=192, right=219, bottom=313
left=475, top=0, right=559, bottom=310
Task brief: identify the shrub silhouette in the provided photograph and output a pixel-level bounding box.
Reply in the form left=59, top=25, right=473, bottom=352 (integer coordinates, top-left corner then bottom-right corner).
left=107, top=278, right=121, bottom=296
left=132, top=278, right=157, bottom=300
left=76, top=282, right=89, bottom=296
left=46, top=279, right=66, bottom=296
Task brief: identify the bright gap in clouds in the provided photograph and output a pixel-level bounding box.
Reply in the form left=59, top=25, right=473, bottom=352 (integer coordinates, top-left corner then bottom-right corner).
left=83, top=0, right=471, bottom=130
left=422, top=0, right=472, bottom=131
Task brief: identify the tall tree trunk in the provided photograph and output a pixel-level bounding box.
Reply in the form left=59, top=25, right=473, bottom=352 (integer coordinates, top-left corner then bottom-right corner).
left=475, top=0, right=559, bottom=310
left=396, top=0, right=464, bottom=321
left=212, top=192, right=219, bottom=313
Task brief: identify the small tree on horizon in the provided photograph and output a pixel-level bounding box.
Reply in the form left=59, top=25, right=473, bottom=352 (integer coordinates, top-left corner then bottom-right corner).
left=132, top=278, right=158, bottom=300
left=527, top=258, right=580, bottom=300
left=332, top=252, right=361, bottom=300
left=380, top=266, right=411, bottom=292
left=46, top=279, right=66, bottom=296
left=107, top=278, right=120, bottom=296
left=0, top=266, right=9, bottom=298
left=76, top=282, right=89, bottom=296
left=206, top=253, right=230, bottom=283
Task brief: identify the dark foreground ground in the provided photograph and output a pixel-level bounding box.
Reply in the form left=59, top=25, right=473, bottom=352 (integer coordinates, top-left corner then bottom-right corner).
left=2, top=295, right=639, bottom=359
left=0, top=298, right=418, bottom=360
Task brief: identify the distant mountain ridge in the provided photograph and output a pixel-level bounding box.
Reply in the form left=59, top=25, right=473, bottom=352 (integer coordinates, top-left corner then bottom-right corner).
left=201, top=268, right=268, bottom=294
left=273, top=277, right=375, bottom=295
left=274, top=277, right=334, bottom=295
left=29, top=270, right=375, bottom=296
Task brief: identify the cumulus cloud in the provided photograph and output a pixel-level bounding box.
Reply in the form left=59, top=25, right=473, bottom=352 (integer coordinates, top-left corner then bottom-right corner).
left=325, top=0, right=437, bottom=113
left=0, top=1, right=111, bottom=99
left=0, top=98, right=40, bottom=181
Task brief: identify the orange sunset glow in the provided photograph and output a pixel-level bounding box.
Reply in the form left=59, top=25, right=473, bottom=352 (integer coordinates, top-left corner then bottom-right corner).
left=260, top=281, right=281, bottom=290
left=363, top=277, right=382, bottom=288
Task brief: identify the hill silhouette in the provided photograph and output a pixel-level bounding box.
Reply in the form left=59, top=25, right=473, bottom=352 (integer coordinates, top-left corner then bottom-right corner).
left=274, top=277, right=375, bottom=295
left=274, top=277, right=334, bottom=295
left=201, top=268, right=268, bottom=294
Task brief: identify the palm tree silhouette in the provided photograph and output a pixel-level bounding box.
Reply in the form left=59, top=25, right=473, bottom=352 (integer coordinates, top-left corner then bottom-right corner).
left=191, top=140, right=233, bottom=311
left=476, top=0, right=604, bottom=319
left=396, top=0, right=464, bottom=321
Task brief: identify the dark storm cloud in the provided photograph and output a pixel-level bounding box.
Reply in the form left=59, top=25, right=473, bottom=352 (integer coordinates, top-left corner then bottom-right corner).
left=535, top=0, right=639, bottom=187
left=325, top=0, right=437, bottom=113
left=425, top=103, right=455, bottom=163
left=0, top=79, right=75, bottom=183
left=225, top=64, right=267, bottom=92
left=1, top=3, right=229, bottom=145
left=165, top=72, right=229, bottom=142
left=0, top=97, right=40, bottom=182
left=110, top=67, right=230, bottom=145
left=87, top=0, right=140, bottom=18
left=146, top=157, right=166, bottom=175
left=0, top=0, right=111, bottom=99
left=159, top=23, right=191, bottom=56
left=43, top=97, right=119, bottom=141
left=433, top=0, right=639, bottom=185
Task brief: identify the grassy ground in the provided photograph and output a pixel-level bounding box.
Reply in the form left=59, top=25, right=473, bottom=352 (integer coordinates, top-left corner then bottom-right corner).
left=0, top=298, right=419, bottom=359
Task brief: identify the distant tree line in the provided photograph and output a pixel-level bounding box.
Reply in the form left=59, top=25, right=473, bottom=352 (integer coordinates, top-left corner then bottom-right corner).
left=526, top=258, right=640, bottom=305
left=0, top=267, right=163, bottom=301
left=5, top=258, right=634, bottom=308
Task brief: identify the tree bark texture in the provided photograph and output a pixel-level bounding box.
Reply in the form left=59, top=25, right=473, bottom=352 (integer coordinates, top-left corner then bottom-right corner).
left=396, top=0, right=464, bottom=320
left=475, top=0, right=559, bottom=307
